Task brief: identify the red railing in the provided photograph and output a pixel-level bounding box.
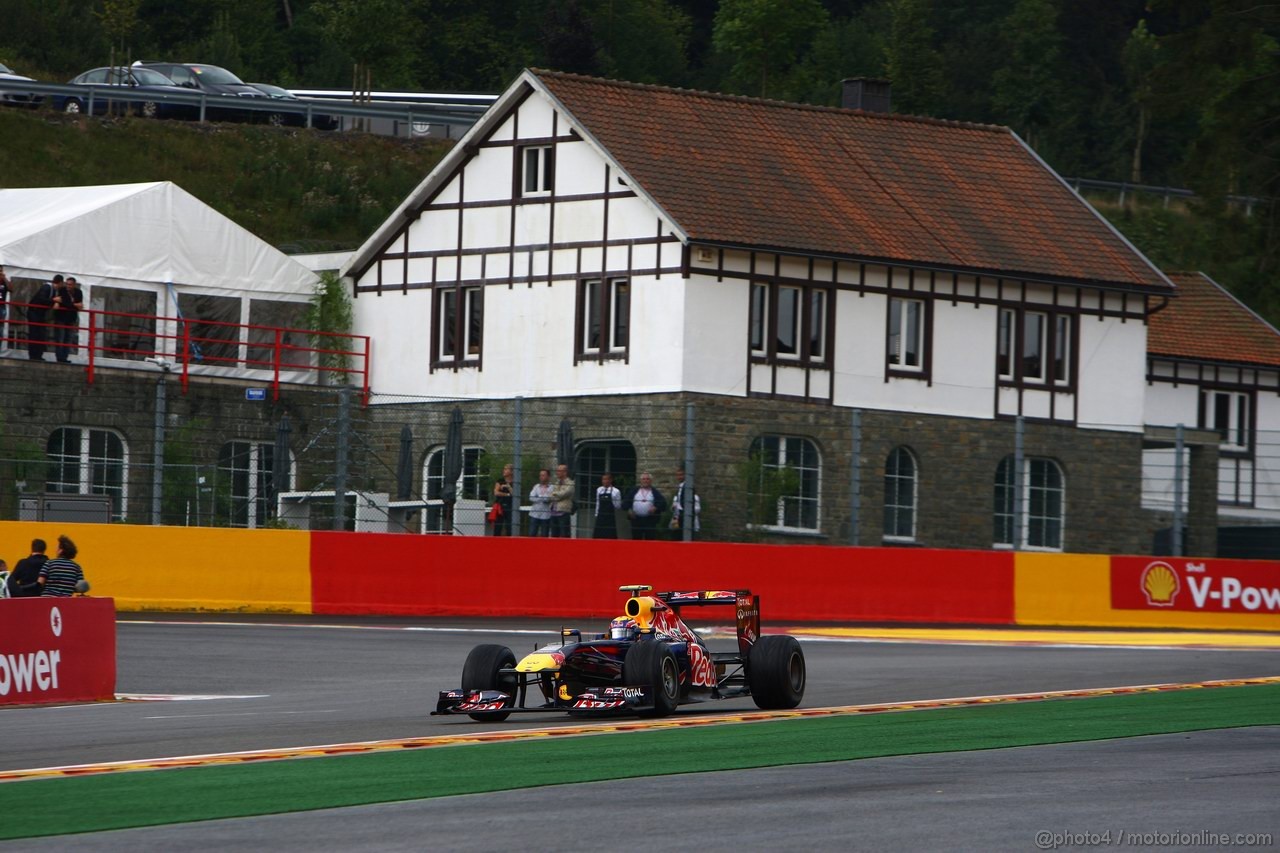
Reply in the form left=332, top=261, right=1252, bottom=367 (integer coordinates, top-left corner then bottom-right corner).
left=2, top=300, right=371, bottom=404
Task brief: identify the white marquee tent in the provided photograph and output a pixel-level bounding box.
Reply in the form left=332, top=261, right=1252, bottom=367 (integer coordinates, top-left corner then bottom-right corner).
left=0, top=181, right=318, bottom=369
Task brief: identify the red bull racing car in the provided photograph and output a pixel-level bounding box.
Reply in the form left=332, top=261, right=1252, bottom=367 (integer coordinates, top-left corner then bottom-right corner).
left=434, top=585, right=805, bottom=720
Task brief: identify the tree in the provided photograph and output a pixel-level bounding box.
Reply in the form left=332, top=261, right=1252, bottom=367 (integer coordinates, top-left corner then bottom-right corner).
left=1122, top=18, right=1161, bottom=185
left=712, top=0, right=828, bottom=97
left=990, top=0, right=1064, bottom=150
left=884, top=0, right=944, bottom=115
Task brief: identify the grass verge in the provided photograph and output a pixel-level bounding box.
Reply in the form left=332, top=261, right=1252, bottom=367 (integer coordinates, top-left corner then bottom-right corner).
left=5, top=683, right=1278, bottom=839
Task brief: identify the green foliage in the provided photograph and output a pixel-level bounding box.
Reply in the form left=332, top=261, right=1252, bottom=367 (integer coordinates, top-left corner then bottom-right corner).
left=161, top=415, right=208, bottom=525
left=712, top=0, right=828, bottom=97
left=305, top=271, right=354, bottom=380
left=989, top=0, right=1062, bottom=150
left=884, top=0, right=944, bottom=115
left=0, top=108, right=448, bottom=249
left=736, top=451, right=800, bottom=539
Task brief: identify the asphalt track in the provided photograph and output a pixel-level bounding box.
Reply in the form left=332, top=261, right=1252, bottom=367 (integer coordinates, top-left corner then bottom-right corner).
left=3, top=616, right=1279, bottom=848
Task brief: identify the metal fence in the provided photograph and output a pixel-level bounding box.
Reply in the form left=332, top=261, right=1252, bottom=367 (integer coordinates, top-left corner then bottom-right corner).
left=3, top=376, right=1276, bottom=555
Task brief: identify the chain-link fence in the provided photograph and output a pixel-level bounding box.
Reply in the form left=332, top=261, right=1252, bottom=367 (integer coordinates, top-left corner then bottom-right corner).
left=2, top=375, right=1278, bottom=556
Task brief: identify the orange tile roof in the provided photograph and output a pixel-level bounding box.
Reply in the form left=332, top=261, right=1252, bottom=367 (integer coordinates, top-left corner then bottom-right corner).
left=533, top=70, right=1170, bottom=291
left=1149, top=272, right=1280, bottom=368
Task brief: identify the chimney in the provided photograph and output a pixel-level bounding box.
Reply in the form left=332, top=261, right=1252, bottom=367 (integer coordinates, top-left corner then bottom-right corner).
left=841, top=77, right=891, bottom=113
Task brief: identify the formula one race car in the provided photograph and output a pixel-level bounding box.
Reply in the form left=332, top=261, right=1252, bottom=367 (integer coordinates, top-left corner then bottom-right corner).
left=433, top=585, right=805, bottom=720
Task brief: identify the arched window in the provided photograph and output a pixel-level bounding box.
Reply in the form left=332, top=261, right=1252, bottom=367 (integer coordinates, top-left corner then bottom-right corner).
left=573, top=440, right=637, bottom=507
left=883, top=446, right=917, bottom=541
left=995, top=456, right=1065, bottom=550
left=216, top=442, right=295, bottom=528
left=747, top=435, right=821, bottom=531
left=46, top=427, right=128, bottom=520
left=422, top=445, right=485, bottom=533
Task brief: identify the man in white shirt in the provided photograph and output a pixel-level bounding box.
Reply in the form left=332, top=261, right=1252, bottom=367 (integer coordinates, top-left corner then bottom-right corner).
left=593, top=472, right=622, bottom=539
left=528, top=469, right=554, bottom=537
left=670, top=467, right=701, bottom=539
left=623, top=471, right=667, bottom=541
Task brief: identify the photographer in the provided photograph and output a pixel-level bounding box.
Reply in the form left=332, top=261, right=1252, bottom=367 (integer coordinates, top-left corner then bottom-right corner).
left=51, top=274, right=83, bottom=364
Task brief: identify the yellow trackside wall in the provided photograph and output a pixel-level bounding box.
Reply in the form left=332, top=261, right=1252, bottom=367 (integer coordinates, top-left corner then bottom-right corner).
left=0, top=522, right=311, bottom=613
left=1014, top=553, right=1280, bottom=630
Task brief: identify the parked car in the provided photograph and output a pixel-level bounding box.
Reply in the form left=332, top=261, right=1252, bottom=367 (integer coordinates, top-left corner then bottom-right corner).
left=245, top=83, right=339, bottom=130
left=54, top=66, right=194, bottom=119
left=0, top=62, right=43, bottom=108
left=135, top=61, right=267, bottom=121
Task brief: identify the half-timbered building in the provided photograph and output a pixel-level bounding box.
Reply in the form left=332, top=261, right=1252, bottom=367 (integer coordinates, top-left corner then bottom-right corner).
left=1145, top=272, right=1280, bottom=543
left=342, top=70, right=1185, bottom=552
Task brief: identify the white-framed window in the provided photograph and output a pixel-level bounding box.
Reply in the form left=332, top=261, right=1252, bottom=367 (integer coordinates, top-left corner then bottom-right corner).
left=1202, top=389, right=1251, bottom=452
left=749, top=283, right=828, bottom=363
left=998, top=308, right=1073, bottom=386
left=435, top=285, right=482, bottom=365
left=521, top=145, right=554, bottom=196
left=997, top=308, right=1015, bottom=379
left=1022, top=311, right=1046, bottom=381
left=45, top=427, right=128, bottom=520
left=994, top=456, right=1065, bottom=550
left=423, top=446, right=485, bottom=533
left=217, top=441, right=294, bottom=528
left=883, top=446, right=918, bottom=541
left=748, top=435, right=821, bottom=531
left=887, top=297, right=926, bottom=372
left=578, top=278, right=629, bottom=358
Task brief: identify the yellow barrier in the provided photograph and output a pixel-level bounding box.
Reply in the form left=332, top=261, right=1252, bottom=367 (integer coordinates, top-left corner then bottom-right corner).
left=0, top=522, right=311, bottom=613
left=1015, top=552, right=1280, bottom=630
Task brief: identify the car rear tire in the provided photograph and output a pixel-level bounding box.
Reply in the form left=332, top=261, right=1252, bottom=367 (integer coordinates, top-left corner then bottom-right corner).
left=748, top=635, right=805, bottom=710
left=624, top=641, right=680, bottom=717
left=63, top=98, right=83, bottom=115
left=139, top=101, right=158, bottom=118
left=267, top=112, right=285, bottom=127
left=460, top=644, right=517, bottom=722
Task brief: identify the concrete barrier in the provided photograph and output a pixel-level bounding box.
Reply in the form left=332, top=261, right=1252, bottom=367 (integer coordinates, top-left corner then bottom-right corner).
left=0, top=522, right=312, bottom=613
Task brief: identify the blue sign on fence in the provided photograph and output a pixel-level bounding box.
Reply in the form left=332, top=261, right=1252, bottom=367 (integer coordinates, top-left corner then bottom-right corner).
left=245, top=388, right=267, bottom=401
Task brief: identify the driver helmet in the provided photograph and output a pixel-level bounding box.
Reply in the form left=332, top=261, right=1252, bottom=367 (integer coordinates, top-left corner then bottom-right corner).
left=609, top=616, right=638, bottom=640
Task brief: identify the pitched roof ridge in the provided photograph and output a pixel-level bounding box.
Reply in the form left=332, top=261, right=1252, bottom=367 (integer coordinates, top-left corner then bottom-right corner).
left=529, top=68, right=1011, bottom=134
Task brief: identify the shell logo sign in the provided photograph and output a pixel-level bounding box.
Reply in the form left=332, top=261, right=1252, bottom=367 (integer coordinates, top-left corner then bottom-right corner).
left=1112, top=557, right=1280, bottom=616
left=1140, top=562, right=1180, bottom=606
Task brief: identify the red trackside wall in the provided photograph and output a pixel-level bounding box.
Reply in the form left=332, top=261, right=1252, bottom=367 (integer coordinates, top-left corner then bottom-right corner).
left=310, top=533, right=1016, bottom=624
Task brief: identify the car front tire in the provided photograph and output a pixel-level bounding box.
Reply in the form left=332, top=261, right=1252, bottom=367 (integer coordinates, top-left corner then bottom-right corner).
left=460, top=644, right=518, bottom=722
left=624, top=641, right=680, bottom=717
left=63, top=98, right=83, bottom=115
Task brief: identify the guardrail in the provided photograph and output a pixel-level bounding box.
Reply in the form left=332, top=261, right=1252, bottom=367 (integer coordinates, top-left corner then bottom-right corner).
left=1066, top=176, right=1269, bottom=216
left=0, top=78, right=483, bottom=131
left=2, top=299, right=371, bottom=403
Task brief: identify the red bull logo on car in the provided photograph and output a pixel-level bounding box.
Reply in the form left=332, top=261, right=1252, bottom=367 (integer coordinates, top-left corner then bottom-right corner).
left=1112, top=558, right=1280, bottom=614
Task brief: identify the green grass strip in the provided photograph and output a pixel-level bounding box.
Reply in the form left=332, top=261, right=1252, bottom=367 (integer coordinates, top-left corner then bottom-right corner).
left=7, top=684, right=1279, bottom=840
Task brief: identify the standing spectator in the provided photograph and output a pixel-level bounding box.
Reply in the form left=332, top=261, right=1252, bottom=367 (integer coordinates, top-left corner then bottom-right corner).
left=548, top=464, right=575, bottom=538
left=491, top=463, right=514, bottom=536
left=624, top=472, right=667, bottom=541
left=26, top=275, right=56, bottom=361
left=670, top=467, right=702, bottom=539
left=0, top=263, right=10, bottom=350
left=593, top=472, right=622, bottom=539
left=52, top=275, right=84, bottom=363
left=39, top=535, right=84, bottom=597
left=7, top=538, right=48, bottom=598
left=528, top=469, right=554, bottom=537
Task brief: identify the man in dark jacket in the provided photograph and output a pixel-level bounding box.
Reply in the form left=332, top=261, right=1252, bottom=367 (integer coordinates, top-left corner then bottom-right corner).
left=623, top=472, right=667, bottom=541
left=26, top=276, right=56, bottom=360
left=7, top=538, right=48, bottom=597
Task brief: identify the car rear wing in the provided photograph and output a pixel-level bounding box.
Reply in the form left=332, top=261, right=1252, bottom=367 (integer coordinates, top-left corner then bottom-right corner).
left=657, top=589, right=760, bottom=656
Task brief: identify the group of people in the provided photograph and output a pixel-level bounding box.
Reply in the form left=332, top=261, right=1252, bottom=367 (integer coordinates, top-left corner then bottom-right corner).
left=0, top=267, right=85, bottom=362
left=1, top=536, right=88, bottom=599
left=488, top=465, right=701, bottom=541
